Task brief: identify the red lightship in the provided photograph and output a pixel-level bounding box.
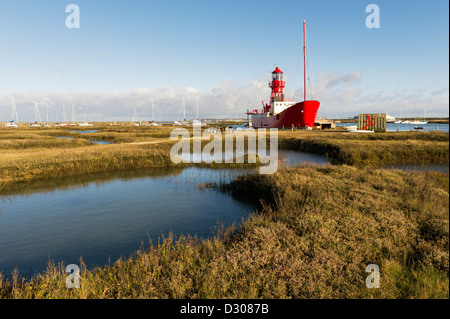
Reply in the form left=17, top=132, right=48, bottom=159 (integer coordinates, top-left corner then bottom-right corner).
left=248, top=20, right=320, bottom=129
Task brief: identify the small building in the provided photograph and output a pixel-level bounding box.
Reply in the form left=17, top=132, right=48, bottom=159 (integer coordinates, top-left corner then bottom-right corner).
left=313, top=117, right=336, bottom=130
left=357, top=113, right=386, bottom=132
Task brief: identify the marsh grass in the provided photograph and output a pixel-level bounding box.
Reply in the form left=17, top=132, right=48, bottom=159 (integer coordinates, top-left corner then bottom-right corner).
left=0, top=127, right=264, bottom=184
left=0, top=126, right=448, bottom=298
left=278, top=131, right=449, bottom=167
left=0, top=165, right=447, bottom=298
left=1, top=126, right=448, bottom=184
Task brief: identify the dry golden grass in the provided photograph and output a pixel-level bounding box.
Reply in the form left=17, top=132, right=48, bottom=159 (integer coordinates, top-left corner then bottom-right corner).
left=0, top=125, right=448, bottom=298
left=278, top=130, right=449, bottom=167
left=0, top=125, right=247, bottom=184
left=1, top=165, right=447, bottom=299
left=1, top=125, right=448, bottom=184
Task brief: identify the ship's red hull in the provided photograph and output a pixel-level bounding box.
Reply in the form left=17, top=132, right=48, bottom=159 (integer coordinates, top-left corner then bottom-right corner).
left=251, top=100, right=320, bottom=128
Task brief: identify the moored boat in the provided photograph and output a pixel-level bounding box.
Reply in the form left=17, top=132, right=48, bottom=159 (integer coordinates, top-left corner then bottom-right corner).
left=249, top=20, right=320, bottom=129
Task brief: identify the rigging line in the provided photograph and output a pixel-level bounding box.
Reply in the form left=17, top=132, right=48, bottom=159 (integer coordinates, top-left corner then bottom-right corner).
left=286, top=21, right=305, bottom=101
left=289, top=52, right=303, bottom=100
left=305, top=26, right=316, bottom=100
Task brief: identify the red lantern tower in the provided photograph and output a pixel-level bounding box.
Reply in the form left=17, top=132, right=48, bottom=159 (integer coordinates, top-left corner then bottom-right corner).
left=269, top=67, right=285, bottom=103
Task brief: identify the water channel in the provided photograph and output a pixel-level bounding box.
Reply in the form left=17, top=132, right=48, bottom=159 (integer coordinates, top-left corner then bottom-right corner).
left=0, top=150, right=328, bottom=279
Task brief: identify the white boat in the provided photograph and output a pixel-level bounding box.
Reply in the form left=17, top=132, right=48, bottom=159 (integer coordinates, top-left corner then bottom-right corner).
left=79, top=113, right=93, bottom=126
left=386, top=113, right=396, bottom=123
left=407, top=104, right=428, bottom=125
left=5, top=121, right=19, bottom=128
left=79, top=122, right=93, bottom=127
left=30, top=101, right=43, bottom=127
left=149, top=100, right=162, bottom=125
left=409, top=120, right=428, bottom=125
left=131, top=107, right=139, bottom=126
left=6, top=96, right=20, bottom=127
left=192, top=119, right=206, bottom=126
left=174, top=99, right=188, bottom=126
left=192, top=97, right=206, bottom=126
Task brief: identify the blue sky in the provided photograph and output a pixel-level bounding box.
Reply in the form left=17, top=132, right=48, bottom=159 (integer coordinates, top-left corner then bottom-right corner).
left=0, top=0, right=448, bottom=121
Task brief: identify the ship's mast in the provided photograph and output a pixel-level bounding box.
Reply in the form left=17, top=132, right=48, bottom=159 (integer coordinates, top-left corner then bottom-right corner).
left=303, top=20, right=307, bottom=102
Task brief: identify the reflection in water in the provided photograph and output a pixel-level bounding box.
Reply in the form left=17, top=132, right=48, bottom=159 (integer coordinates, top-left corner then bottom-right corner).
left=0, top=166, right=258, bottom=279
left=90, top=140, right=113, bottom=145
left=55, top=136, right=113, bottom=145
left=180, top=149, right=330, bottom=168
left=68, top=130, right=99, bottom=134
left=0, top=151, right=328, bottom=279
left=0, top=149, right=446, bottom=280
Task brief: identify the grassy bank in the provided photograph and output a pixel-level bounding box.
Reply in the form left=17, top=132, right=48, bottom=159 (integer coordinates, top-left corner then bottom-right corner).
left=0, top=125, right=448, bottom=298
left=0, top=126, right=259, bottom=185
left=1, top=126, right=448, bottom=185
left=278, top=130, right=449, bottom=167
left=0, top=165, right=447, bottom=298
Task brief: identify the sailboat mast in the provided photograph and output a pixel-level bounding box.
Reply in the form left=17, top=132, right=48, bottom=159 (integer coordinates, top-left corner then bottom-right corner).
left=183, top=98, right=186, bottom=121
left=11, top=96, right=19, bottom=123
left=196, top=97, right=199, bottom=119
left=152, top=99, right=154, bottom=122
left=34, top=101, right=38, bottom=122
left=303, top=20, right=307, bottom=102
